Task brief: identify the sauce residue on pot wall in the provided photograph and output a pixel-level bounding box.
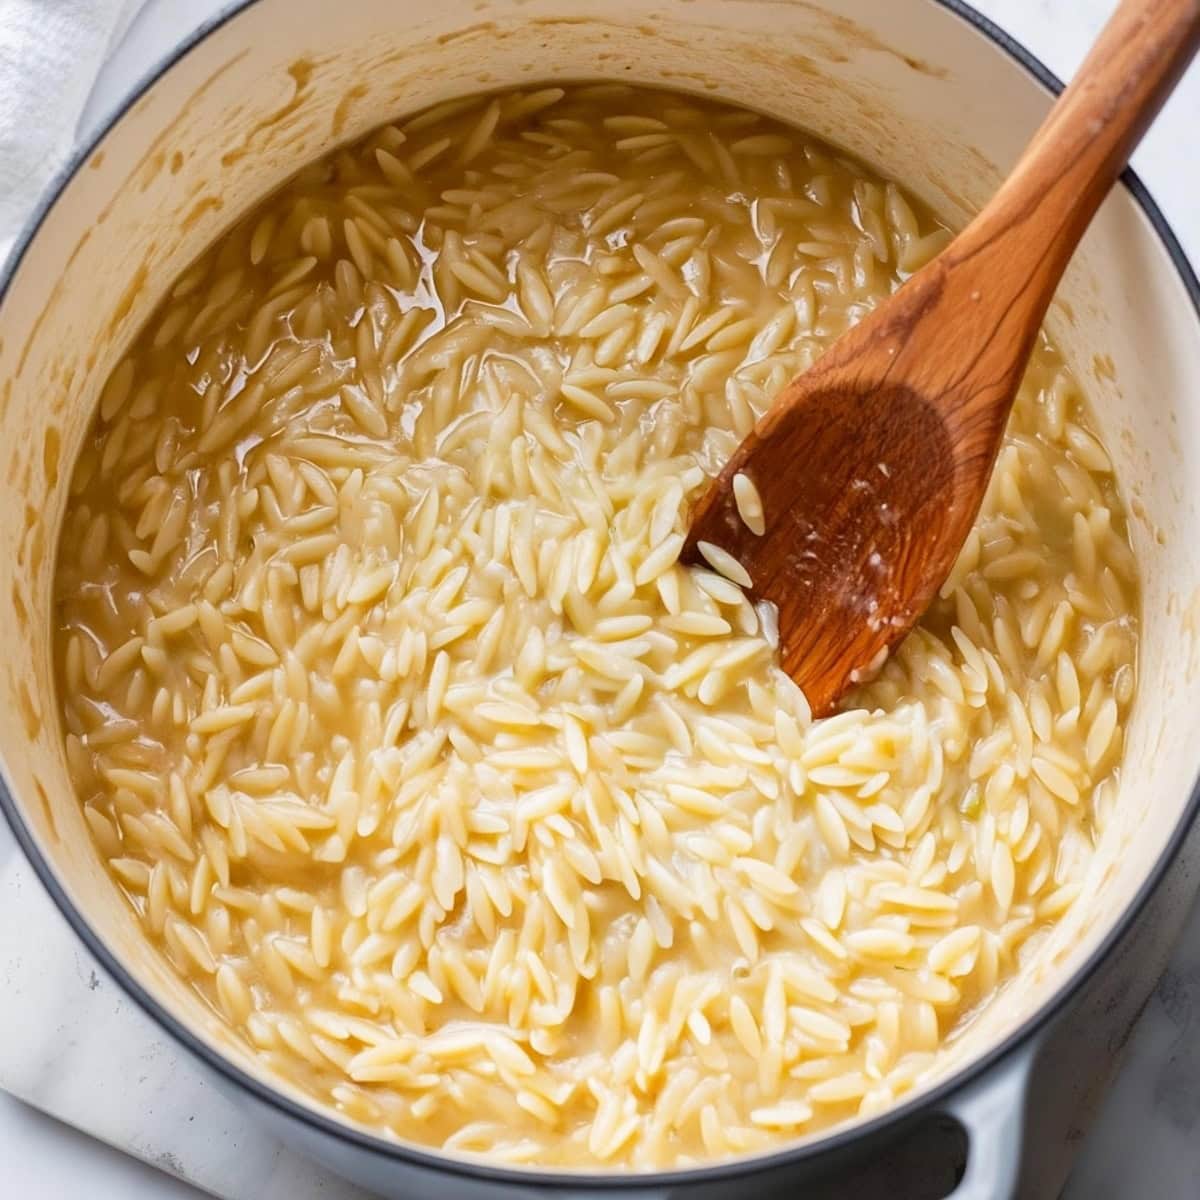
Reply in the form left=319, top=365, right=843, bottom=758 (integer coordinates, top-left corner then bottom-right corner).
left=220, top=58, right=318, bottom=169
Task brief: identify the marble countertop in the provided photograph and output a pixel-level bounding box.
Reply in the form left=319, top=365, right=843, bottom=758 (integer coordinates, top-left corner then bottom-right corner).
left=1, top=1, right=1198, bottom=1197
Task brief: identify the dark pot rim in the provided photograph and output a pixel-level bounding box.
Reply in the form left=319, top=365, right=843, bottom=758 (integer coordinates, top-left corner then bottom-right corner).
left=2, top=0, right=1198, bottom=1188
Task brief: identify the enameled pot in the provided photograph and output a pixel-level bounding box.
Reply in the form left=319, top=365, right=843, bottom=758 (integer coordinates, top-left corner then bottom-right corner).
left=2, top=2, right=1199, bottom=1197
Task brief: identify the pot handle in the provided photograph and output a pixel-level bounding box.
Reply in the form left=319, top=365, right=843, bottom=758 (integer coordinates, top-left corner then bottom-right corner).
left=940, top=1038, right=1039, bottom=1200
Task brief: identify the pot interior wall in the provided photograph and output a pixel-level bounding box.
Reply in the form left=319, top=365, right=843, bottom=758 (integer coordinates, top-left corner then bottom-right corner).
left=2, top=0, right=1198, bottom=1159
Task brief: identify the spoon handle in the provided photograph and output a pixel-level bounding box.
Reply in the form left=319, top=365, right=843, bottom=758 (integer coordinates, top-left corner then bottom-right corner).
left=891, top=0, right=1200, bottom=443
left=963, top=0, right=1200, bottom=307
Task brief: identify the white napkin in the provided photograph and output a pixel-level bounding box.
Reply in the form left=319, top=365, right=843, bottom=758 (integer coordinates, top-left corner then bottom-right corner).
left=0, top=0, right=143, bottom=259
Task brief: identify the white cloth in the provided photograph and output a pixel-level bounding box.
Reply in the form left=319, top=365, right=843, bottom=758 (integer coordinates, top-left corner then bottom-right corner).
left=0, top=0, right=142, bottom=259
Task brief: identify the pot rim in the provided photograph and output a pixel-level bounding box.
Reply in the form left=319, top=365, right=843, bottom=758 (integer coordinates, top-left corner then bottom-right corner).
left=2, top=0, right=1198, bottom=1187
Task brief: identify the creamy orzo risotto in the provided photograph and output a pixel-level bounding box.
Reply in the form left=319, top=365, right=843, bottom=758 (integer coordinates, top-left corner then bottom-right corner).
left=55, top=84, right=1137, bottom=1167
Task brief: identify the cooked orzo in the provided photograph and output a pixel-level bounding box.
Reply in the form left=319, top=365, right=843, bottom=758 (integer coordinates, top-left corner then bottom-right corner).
left=54, top=83, right=1138, bottom=1167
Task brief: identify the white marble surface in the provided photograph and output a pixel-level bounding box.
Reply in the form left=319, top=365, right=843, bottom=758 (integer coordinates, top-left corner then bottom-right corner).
left=1, top=1, right=1198, bottom=1197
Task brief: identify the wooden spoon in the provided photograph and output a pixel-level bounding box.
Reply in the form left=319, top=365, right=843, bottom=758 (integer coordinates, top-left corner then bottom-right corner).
left=683, top=0, right=1200, bottom=717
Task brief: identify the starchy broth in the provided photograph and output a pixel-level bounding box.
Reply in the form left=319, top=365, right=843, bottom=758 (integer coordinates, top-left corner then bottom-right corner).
left=54, top=83, right=1138, bottom=1167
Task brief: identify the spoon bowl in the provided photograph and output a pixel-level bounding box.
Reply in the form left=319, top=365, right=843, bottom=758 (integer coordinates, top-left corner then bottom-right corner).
left=686, top=376, right=966, bottom=717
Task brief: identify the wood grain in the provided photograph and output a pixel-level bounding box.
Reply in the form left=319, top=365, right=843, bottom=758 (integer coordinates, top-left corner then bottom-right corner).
left=684, top=0, right=1200, bottom=717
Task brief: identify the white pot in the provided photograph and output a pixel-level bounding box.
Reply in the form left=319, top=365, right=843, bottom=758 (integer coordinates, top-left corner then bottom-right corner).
left=1, top=2, right=1197, bottom=1197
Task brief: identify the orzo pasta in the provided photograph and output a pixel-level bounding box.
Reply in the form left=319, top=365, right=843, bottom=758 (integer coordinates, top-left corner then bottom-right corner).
left=54, top=83, right=1138, bottom=1167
